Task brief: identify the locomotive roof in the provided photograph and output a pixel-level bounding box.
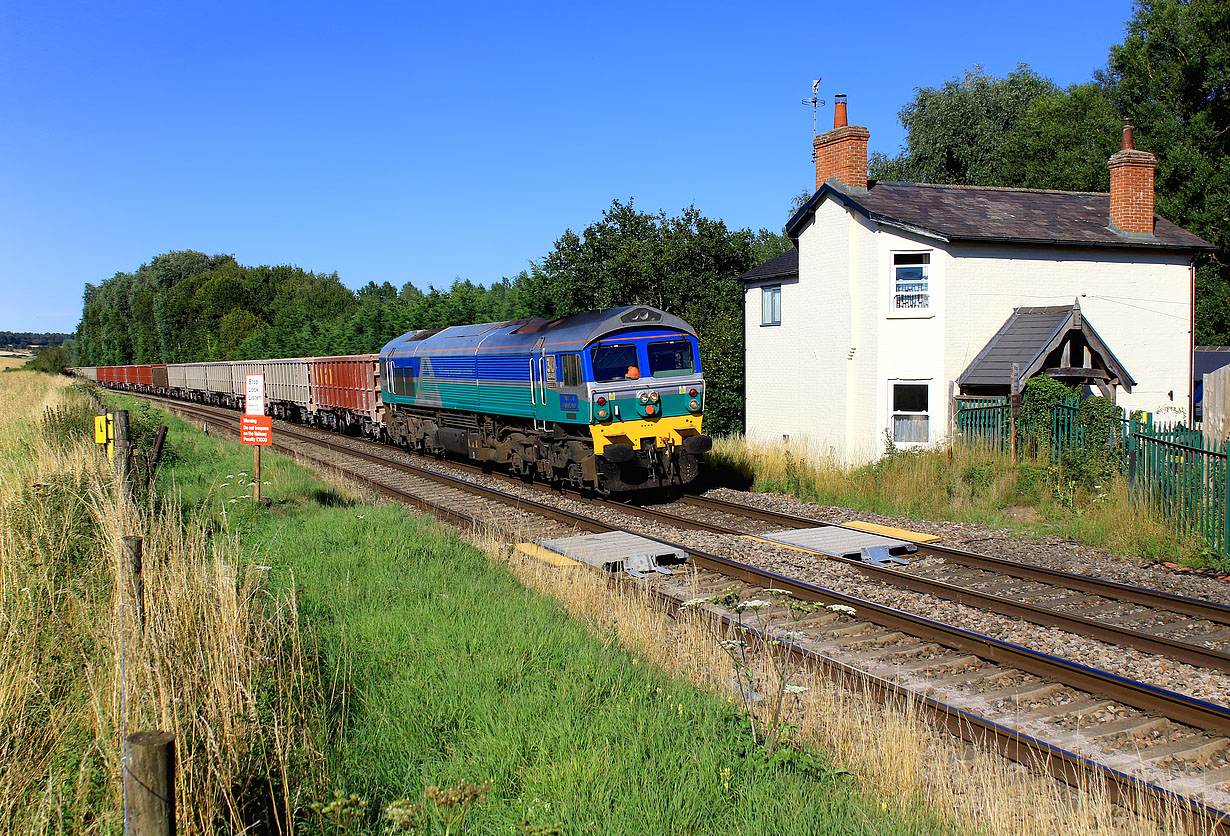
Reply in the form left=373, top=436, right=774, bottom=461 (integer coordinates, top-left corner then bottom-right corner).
left=380, top=306, right=695, bottom=356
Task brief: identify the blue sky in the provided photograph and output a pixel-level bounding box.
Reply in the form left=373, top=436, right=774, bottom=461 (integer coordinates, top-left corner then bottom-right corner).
left=0, top=0, right=1136, bottom=333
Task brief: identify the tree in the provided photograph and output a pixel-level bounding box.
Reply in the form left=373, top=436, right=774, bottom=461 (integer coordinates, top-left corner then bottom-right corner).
left=870, top=65, right=1059, bottom=185
left=27, top=345, right=68, bottom=375
left=1001, top=83, right=1121, bottom=192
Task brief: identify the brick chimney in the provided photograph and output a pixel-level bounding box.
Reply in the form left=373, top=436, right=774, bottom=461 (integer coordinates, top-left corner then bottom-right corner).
left=813, top=94, right=870, bottom=192
left=1108, top=125, right=1156, bottom=237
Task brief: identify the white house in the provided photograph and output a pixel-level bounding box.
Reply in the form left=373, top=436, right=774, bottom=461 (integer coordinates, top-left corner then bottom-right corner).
left=741, top=96, right=1213, bottom=465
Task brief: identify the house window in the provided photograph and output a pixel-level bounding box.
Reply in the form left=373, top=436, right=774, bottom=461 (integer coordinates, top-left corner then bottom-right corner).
left=892, top=383, right=929, bottom=443
left=761, top=285, right=781, bottom=326
left=893, top=253, right=930, bottom=311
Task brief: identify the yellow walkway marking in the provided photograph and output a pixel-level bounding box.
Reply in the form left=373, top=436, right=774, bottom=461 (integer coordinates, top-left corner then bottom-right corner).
left=516, top=542, right=581, bottom=567
left=842, top=520, right=940, bottom=543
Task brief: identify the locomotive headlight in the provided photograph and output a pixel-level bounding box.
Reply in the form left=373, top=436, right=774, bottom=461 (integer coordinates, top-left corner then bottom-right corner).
left=689, top=399, right=700, bottom=411
left=638, top=392, right=649, bottom=404
left=597, top=396, right=607, bottom=406
left=597, top=408, right=609, bottom=420
left=646, top=404, right=656, bottom=416
left=689, top=388, right=698, bottom=397
left=649, top=392, right=659, bottom=403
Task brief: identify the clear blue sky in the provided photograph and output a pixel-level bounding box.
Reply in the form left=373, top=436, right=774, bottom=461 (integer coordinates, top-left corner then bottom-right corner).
left=0, top=0, right=1136, bottom=333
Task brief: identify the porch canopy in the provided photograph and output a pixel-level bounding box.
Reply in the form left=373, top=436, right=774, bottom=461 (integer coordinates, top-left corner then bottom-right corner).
left=958, top=301, right=1135, bottom=401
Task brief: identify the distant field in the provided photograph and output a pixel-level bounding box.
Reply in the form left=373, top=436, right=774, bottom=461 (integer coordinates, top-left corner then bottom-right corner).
left=0, top=353, right=31, bottom=370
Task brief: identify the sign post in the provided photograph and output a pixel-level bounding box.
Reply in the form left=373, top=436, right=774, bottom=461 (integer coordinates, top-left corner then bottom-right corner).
left=243, top=375, right=269, bottom=502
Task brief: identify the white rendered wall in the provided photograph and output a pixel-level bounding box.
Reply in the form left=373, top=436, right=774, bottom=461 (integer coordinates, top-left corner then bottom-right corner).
left=744, top=199, right=852, bottom=460
left=943, top=244, right=1192, bottom=426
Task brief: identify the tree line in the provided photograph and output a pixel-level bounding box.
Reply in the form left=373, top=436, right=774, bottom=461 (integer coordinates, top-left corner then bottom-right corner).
left=1, top=331, right=73, bottom=349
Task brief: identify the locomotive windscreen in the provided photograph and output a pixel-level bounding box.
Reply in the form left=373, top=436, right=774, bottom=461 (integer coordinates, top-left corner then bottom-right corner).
left=647, top=340, right=695, bottom=378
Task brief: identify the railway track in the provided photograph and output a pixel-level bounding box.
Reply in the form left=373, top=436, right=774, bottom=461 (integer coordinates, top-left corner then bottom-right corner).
left=134, top=395, right=1230, bottom=831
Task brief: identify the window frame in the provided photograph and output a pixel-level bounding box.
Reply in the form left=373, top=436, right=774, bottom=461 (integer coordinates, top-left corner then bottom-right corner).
left=891, top=252, right=931, bottom=314
left=890, top=381, right=930, bottom=445
left=590, top=342, right=641, bottom=382
left=559, top=353, right=582, bottom=388
left=761, top=285, right=781, bottom=326
left=646, top=339, right=696, bottom=379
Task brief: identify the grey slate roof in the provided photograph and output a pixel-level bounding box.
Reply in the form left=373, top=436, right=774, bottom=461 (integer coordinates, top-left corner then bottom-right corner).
left=958, top=304, right=1135, bottom=391
left=787, top=182, right=1214, bottom=251
left=739, top=248, right=798, bottom=284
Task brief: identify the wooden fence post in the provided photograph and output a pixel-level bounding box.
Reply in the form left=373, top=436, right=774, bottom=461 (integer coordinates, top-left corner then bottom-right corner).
left=124, top=730, right=176, bottom=836
left=123, top=536, right=145, bottom=631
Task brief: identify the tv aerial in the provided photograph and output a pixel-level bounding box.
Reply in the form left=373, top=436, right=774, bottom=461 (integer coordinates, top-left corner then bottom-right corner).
left=802, top=79, right=824, bottom=136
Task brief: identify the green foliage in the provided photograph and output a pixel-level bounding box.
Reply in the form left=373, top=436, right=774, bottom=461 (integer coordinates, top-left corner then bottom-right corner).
left=869, top=65, right=1060, bottom=185
left=1019, top=375, right=1079, bottom=451
left=0, top=331, right=73, bottom=349
left=25, top=345, right=69, bottom=375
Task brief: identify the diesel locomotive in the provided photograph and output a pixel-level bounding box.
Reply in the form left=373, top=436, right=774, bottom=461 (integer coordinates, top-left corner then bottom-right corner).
left=381, top=305, right=712, bottom=492
left=72, top=305, right=713, bottom=493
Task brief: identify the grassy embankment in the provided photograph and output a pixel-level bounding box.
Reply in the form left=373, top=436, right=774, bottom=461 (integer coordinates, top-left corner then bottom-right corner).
left=708, top=435, right=1209, bottom=567
left=6, top=373, right=1199, bottom=835
left=5, top=375, right=952, bottom=835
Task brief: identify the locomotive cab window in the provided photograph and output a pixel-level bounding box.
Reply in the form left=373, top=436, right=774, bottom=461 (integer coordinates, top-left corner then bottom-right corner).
left=389, top=363, right=415, bottom=397
left=591, top=343, right=640, bottom=382
left=559, top=353, right=582, bottom=387
left=648, top=340, right=695, bottom=378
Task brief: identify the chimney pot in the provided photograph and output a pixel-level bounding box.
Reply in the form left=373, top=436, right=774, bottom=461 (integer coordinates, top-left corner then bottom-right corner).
left=1122, top=125, right=1135, bottom=151
left=834, top=94, right=847, bottom=128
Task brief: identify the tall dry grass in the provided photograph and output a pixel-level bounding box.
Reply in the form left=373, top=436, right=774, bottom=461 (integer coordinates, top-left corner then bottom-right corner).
left=490, top=534, right=1205, bottom=836
left=0, top=372, right=316, bottom=835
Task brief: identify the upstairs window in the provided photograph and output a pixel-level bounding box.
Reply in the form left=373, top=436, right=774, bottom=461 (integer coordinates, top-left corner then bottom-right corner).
left=761, top=285, right=781, bottom=326
left=893, top=253, right=930, bottom=311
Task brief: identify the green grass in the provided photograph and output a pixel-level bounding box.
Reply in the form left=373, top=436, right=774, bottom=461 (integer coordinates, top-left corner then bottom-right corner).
left=119, top=395, right=951, bottom=835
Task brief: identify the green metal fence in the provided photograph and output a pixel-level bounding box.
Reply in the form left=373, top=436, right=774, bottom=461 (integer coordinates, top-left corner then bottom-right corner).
left=954, top=396, right=1229, bottom=559
left=953, top=396, right=1009, bottom=451
left=1127, top=415, right=1229, bottom=558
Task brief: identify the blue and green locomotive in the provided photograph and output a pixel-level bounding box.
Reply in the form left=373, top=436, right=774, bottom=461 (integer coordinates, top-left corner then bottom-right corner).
left=379, top=306, right=712, bottom=492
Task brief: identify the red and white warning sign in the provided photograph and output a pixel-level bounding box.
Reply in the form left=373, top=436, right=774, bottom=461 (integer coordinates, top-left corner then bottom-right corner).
left=240, top=415, right=272, bottom=446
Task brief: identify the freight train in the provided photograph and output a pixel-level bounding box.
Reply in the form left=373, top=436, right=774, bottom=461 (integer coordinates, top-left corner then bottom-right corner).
left=72, top=305, right=712, bottom=493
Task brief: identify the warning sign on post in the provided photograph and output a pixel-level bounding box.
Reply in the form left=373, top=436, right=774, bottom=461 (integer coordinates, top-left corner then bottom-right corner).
left=241, top=415, right=273, bottom=446
left=245, top=374, right=265, bottom=416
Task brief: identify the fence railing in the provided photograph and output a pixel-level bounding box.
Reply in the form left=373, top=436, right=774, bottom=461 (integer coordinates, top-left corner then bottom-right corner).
left=955, top=397, right=1230, bottom=559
